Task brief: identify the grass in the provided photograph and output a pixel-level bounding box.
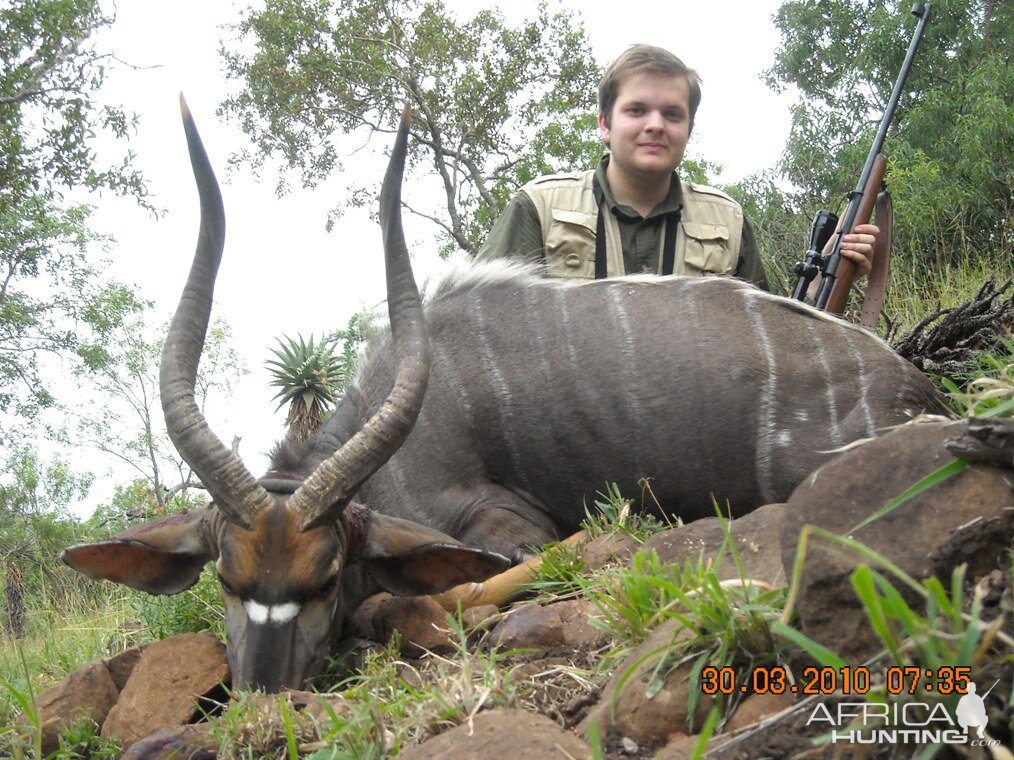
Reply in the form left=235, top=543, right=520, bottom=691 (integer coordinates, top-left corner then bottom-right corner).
left=886, top=256, right=1014, bottom=328
left=940, top=337, right=1013, bottom=418
left=0, top=591, right=139, bottom=723
left=209, top=619, right=523, bottom=759
left=0, top=589, right=138, bottom=757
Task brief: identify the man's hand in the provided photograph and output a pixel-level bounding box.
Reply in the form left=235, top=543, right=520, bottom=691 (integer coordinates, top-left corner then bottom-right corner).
left=838, top=223, right=880, bottom=277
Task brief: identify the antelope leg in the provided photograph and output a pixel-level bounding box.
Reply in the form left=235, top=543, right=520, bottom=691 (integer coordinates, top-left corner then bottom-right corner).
left=429, top=529, right=589, bottom=611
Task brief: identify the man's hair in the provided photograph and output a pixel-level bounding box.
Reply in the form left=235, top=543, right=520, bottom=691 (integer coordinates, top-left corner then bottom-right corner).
left=598, top=44, right=702, bottom=126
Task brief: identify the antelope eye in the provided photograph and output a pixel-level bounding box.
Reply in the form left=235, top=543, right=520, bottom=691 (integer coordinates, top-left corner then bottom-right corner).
left=316, top=574, right=339, bottom=597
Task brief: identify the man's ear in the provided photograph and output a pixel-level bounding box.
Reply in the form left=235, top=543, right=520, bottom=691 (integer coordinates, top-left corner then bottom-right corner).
left=347, top=509, right=510, bottom=596
left=61, top=508, right=216, bottom=595
left=598, top=110, right=611, bottom=146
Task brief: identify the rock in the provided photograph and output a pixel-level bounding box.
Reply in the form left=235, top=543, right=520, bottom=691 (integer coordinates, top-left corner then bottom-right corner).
left=723, top=689, right=796, bottom=732
left=349, top=592, right=455, bottom=655
left=654, top=732, right=703, bottom=759
left=781, top=420, right=1014, bottom=664
left=641, top=503, right=786, bottom=587
left=397, top=708, right=589, bottom=759
left=579, top=532, right=639, bottom=570
left=30, top=659, right=120, bottom=755
left=489, top=598, right=610, bottom=651
left=580, top=618, right=713, bottom=749
left=461, top=604, right=502, bottom=640
left=104, top=644, right=149, bottom=691
left=120, top=723, right=216, bottom=760
left=101, top=633, right=229, bottom=748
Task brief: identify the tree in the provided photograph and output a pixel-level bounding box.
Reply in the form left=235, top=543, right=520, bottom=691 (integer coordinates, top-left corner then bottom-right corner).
left=220, top=0, right=601, bottom=255
left=267, top=314, right=368, bottom=442
left=766, top=0, right=1011, bottom=267
left=0, top=0, right=149, bottom=432
left=71, top=306, right=246, bottom=520
left=0, top=444, right=94, bottom=634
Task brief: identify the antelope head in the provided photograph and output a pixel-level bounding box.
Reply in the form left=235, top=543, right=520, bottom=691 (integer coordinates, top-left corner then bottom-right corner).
left=61, top=98, right=509, bottom=692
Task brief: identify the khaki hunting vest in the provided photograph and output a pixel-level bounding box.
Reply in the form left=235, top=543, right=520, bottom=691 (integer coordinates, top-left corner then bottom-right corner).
left=523, top=170, right=743, bottom=280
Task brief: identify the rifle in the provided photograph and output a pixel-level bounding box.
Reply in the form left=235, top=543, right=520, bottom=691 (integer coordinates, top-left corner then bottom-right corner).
left=791, top=3, right=931, bottom=324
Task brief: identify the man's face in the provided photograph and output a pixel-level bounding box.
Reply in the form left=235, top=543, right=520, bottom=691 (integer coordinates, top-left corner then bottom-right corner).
left=599, top=71, right=693, bottom=181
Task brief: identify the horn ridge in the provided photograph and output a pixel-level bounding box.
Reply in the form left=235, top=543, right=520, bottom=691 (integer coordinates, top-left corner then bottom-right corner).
left=161, top=95, right=273, bottom=529
left=293, top=107, right=431, bottom=530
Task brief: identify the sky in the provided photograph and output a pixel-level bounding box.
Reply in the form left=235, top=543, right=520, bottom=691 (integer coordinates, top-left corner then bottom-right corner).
left=60, top=0, right=797, bottom=513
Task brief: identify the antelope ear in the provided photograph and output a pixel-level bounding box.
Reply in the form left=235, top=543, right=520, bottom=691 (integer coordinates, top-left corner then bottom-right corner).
left=61, top=508, right=216, bottom=595
left=348, top=508, right=510, bottom=596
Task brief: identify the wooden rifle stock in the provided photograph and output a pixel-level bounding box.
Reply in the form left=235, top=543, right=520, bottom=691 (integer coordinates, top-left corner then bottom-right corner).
left=825, top=153, right=887, bottom=315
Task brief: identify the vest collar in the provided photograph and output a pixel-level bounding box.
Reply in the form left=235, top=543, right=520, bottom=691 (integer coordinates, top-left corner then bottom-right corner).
left=594, top=154, right=684, bottom=221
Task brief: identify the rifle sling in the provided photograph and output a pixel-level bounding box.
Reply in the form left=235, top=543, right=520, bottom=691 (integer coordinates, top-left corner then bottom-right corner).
left=859, top=190, right=893, bottom=330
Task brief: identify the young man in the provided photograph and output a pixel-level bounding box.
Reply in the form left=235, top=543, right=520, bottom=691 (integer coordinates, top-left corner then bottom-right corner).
left=475, top=44, right=876, bottom=293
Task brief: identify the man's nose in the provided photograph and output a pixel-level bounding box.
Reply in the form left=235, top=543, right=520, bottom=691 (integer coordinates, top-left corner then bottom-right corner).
left=643, top=110, right=664, bottom=130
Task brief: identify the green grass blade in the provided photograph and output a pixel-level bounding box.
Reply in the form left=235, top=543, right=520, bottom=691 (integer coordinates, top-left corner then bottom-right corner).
left=847, top=459, right=968, bottom=534
left=770, top=621, right=845, bottom=670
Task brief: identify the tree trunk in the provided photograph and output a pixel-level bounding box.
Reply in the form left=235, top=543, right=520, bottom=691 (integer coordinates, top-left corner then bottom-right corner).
left=4, top=560, right=27, bottom=638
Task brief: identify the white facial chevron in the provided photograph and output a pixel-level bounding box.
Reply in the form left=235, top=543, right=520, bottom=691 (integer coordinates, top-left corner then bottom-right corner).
left=244, top=600, right=301, bottom=625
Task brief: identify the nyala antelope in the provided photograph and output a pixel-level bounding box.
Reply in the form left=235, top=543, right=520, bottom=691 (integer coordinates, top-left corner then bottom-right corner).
left=63, top=100, right=942, bottom=692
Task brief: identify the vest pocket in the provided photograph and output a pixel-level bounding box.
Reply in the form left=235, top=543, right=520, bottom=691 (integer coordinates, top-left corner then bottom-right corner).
left=545, top=209, right=597, bottom=280
left=681, top=221, right=737, bottom=275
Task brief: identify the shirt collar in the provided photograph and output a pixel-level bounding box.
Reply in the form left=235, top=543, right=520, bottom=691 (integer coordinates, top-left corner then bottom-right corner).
left=593, top=154, right=683, bottom=221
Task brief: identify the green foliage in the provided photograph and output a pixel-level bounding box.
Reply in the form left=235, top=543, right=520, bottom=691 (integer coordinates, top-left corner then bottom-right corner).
left=586, top=549, right=785, bottom=658
left=0, top=0, right=149, bottom=432
left=1, top=585, right=137, bottom=725
left=214, top=619, right=518, bottom=758
left=582, top=481, right=671, bottom=542
left=775, top=558, right=1010, bottom=742
left=767, top=0, right=1011, bottom=269
left=220, top=0, right=601, bottom=254
left=133, top=565, right=225, bottom=640
left=267, top=314, right=367, bottom=441
left=524, top=540, right=587, bottom=601
left=70, top=315, right=244, bottom=519
left=269, top=334, right=345, bottom=442
left=589, top=541, right=786, bottom=732
left=0, top=446, right=98, bottom=622
left=938, top=338, right=1014, bottom=418
left=721, top=171, right=810, bottom=293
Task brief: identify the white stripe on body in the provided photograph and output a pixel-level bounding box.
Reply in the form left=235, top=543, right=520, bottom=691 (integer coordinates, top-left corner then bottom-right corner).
left=527, top=286, right=555, bottom=391
left=804, top=319, right=844, bottom=448
left=608, top=284, right=643, bottom=472
left=432, top=344, right=475, bottom=421
left=842, top=329, right=877, bottom=437
left=744, top=295, right=779, bottom=504
left=471, top=292, right=531, bottom=491
left=555, top=288, right=581, bottom=373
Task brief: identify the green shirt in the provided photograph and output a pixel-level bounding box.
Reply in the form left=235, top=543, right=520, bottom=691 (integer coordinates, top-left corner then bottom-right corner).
left=476, top=156, right=770, bottom=291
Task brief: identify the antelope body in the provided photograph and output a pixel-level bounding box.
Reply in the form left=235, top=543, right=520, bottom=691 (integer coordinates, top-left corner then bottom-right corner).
left=62, top=103, right=942, bottom=693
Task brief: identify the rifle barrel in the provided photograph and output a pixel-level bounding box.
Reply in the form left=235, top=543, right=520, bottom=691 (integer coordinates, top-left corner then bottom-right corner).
left=812, top=3, right=932, bottom=311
